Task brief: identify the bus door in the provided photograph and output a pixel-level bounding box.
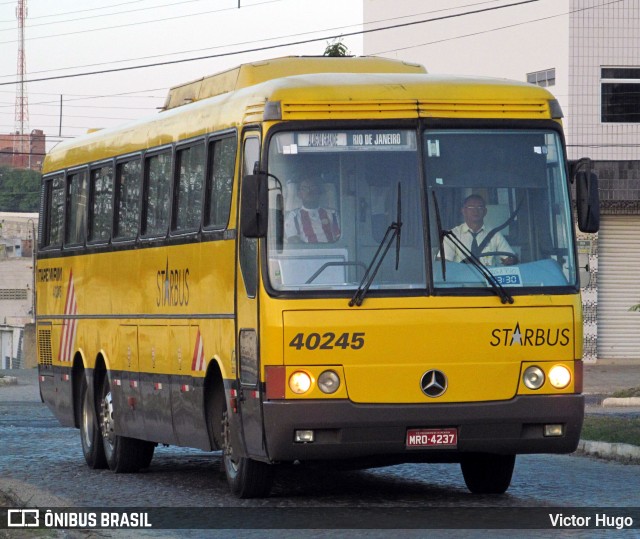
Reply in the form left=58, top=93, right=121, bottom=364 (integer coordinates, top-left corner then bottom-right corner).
left=233, top=133, right=268, bottom=459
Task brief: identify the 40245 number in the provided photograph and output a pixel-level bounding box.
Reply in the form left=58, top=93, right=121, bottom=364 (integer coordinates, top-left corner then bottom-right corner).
left=288, top=332, right=365, bottom=351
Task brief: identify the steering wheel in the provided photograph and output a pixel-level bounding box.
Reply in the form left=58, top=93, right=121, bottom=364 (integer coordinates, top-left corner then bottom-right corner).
left=478, top=251, right=515, bottom=258
left=478, top=251, right=518, bottom=265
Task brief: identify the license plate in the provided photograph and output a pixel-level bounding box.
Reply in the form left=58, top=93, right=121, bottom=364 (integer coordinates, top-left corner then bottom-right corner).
left=406, top=428, right=458, bottom=448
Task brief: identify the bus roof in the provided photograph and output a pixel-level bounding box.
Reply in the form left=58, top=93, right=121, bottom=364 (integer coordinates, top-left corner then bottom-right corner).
left=162, top=56, right=427, bottom=110
left=43, top=57, right=559, bottom=173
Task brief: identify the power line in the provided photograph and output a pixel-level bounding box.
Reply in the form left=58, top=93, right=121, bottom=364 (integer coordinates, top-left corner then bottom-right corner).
left=0, top=0, right=152, bottom=23
left=0, top=0, right=506, bottom=82
left=0, top=0, right=540, bottom=87
left=0, top=0, right=283, bottom=45
left=370, top=0, right=626, bottom=56
left=0, top=0, right=226, bottom=28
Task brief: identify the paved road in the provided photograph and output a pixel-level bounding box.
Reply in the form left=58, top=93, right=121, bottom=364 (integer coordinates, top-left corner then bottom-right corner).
left=2, top=370, right=640, bottom=537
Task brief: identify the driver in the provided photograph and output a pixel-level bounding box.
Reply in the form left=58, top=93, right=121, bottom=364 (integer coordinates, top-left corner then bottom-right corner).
left=284, top=179, right=341, bottom=243
left=443, top=194, right=517, bottom=266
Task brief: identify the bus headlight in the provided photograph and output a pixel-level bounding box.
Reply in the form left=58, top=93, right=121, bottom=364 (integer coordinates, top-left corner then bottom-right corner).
left=289, top=371, right=312, bottom=394
left=549, top=365, right=571, bottom=389
left=318, top=370, right=340, bottom=394
left=523, top=366, right=545, bottom=390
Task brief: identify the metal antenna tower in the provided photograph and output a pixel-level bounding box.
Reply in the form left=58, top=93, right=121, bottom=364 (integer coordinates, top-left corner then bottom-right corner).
left=14, top=0, right=29, bottom=166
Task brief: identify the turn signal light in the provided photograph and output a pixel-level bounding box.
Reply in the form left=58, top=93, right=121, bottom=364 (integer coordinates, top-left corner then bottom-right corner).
left=318, top=370, right=340, bottom=394
left=523, top=366, right=545, bottom=390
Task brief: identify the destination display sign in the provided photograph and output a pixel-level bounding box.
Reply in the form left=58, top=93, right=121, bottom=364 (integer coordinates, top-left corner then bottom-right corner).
left=489, top=266, right=523, bottom=287
left=279, top=130, right=416, bottom=153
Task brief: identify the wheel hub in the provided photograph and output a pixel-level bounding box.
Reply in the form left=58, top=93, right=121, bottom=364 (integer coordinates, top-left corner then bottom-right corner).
left=100, top=391, right=115, bottom=445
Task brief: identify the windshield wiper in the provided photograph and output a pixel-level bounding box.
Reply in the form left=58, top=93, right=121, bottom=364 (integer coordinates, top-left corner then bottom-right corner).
left=349, top=183, right=402, bottom=307
left=442, top=230, right=514, bottom=305
left=432, top=190, right=447, bottom=281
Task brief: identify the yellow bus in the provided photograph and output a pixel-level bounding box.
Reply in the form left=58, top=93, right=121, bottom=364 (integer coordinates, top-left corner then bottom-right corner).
left=37, top=56, right=599, bottom=498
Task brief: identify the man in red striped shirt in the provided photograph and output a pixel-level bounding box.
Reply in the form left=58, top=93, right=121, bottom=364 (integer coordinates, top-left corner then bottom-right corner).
left=284, top=179, right=341, bottom=243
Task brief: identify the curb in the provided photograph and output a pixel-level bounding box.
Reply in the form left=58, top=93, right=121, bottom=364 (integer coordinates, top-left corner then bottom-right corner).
left=0, top=376, right=17, bottom=386
left=602, top=397, right=640, bottom=407
left=578, top=439, right=640, bottom=464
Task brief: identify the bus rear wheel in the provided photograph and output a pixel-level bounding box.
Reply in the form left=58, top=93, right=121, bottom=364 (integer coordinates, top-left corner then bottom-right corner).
left=79, top=372, right=107, bottom=469
left=460, top=453, right=515, bottom=494
left=99, top=375, right=155, bottom=473
left=222, top=410, right=274, bottom=498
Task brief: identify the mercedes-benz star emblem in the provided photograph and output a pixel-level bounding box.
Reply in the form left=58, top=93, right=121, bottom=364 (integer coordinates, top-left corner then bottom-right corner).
left=420, top=369, right=448, bottom=398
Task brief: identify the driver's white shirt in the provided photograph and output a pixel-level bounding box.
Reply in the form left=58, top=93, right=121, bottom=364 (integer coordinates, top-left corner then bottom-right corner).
left=443, top=223, right=514, bottom=266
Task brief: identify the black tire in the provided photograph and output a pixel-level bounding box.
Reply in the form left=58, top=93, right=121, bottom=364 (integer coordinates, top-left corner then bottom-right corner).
left=460, top=453, right=515, bottom=494
left=222, top=410, right=274, bottom=498
left=99, top=374, right=155, bottom=473
left=206, top=383, right=226, bottom=450
left=79, top=373, right=107, bottom=469
left=137, top=442, right=156, bottom=470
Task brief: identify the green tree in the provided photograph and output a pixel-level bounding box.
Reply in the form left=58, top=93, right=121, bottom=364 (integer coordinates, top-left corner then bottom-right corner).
left=0, top=166, right=41, bottom=212
left=323, top=39, right=350, bottom=57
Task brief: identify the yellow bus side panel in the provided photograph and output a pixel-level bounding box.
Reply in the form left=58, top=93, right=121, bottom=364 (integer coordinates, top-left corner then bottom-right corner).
left=36, top=239, right=236, bottom=379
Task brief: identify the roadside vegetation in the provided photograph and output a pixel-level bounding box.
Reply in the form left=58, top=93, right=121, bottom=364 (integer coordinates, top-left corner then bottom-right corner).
left=582, top=416, right=640, bottom=447
left=611, top=387, right=640, bottom=398
left=0, top=166, right=41, bottom=212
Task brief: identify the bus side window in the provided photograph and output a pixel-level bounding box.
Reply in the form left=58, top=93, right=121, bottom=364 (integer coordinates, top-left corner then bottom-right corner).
left=204, top=135, right=236, bottom=229
left=114, top=158, right=141, bottom=240
left=42, top=174, right=65, bottom=248
left=66, top=169, right=88, bottom=246
left=174, top=141, right=204, bottom=232
left=88, top=164, right=114, bottom=243
left=143, top=149, right=172, bottom=237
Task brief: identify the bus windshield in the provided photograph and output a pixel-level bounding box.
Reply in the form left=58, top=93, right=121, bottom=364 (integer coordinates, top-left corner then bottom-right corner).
left=427, top=129, right=576, bottom=291
left=266, top=129, right=426, bottom=292
left=265, top=127, right=576, bottom=294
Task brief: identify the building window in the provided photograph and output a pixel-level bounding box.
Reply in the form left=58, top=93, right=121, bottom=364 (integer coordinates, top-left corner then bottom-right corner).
left=0, top=289, right=28, bottom=300
left=601, top=67, right=640, bottom=123
left=527, top=68, right=555, bottom=87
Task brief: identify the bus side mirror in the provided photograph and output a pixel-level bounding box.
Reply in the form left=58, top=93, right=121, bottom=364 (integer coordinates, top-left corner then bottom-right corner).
left=241, top=174, right=268, bottom=238
left=576, top=171, right=600, bottom=233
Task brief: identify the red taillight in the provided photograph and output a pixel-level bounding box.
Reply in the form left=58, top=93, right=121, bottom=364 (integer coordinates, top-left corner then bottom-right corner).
left=265, top=366, right=286, bottom=400
left=574, top=360, right=583, bottom=394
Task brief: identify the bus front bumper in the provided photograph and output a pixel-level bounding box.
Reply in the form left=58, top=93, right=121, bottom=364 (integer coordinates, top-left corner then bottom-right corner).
left=262, top=394, right=584, bottom=462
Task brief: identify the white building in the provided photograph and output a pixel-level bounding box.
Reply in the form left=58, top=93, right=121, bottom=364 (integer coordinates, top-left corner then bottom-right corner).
left=364, top=0, right=640, bottom=361
left=0, top=212, right=38, bottom=368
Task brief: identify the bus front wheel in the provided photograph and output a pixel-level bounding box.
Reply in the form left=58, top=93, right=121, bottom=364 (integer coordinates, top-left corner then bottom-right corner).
left=79, top=372, right=107, bottom=469
left=460, top=453, right=515, bottom=494
left=222, top=410, right=274, bottom=498
left=99, top=375, right=155, bottom=473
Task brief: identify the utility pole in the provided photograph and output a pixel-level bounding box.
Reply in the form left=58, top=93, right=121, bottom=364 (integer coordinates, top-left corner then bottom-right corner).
left=13, top=0, right=29, bottom=169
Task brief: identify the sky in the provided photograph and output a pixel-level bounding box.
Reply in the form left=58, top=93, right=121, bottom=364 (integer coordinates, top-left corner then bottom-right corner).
left=0, top=0, right=573, bottom=153
left=0, top=0, right=364, bottom=150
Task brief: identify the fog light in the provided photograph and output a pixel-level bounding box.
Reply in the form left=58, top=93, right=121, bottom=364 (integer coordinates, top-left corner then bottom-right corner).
left=289, top=371, right=312, bottom=394
left=318, top=370, right=340, bottom=394
left=295, top=430, right=314, bottom=443
left=544, top=424, right=564, bottom=437
left=549, top=365, right=571, bottom=389
left=523, top=366, right=545, bottom=390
